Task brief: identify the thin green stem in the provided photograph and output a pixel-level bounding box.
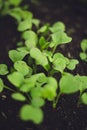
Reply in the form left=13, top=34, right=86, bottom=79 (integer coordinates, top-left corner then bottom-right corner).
left=52, top=45, right=57, bottom=54
left=26, top=93, right=31, bottom=103
left=53, top=92, right=61, bottom=108
left=4, top=85, right=16, bottom=92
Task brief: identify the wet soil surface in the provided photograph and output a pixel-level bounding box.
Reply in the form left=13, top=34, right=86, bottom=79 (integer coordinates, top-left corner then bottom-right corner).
left=0, top=0, right=87, bottom=130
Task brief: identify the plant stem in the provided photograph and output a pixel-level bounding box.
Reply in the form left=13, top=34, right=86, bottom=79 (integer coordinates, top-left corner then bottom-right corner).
left=52, top=45, right=57, bottom=54
left=53, top=92, right=61, bottom=108
left=26, top=93, right=31, bottom=103
left=4, top=85, right=16, bottom=92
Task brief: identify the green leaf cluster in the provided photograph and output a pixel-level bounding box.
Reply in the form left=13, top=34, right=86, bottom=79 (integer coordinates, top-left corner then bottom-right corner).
left=1, top=1, right=87, bottom=124
left=0, top=20, right=80, bottom=124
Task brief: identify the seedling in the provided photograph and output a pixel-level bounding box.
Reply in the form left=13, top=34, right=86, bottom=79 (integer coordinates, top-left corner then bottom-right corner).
left=0, top=0, right=23, bottom=15
left=1, top=0, right=87, bottom=124
left=80, top=39, right=87, bottom=61
left=0, top=0, right=40, bottom=29
left=0, top=19, right=83, bottom=124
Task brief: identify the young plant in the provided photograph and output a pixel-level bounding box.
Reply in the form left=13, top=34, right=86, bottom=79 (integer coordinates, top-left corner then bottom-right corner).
left=0, top=0, right=40, bottom=29
left=0, top=20, right=82, bottom=124
left=0, top=0, right=23, bottom=15
left=1, top=3, right=87, bottom=124
left=80, top=39, right=87, bottom=62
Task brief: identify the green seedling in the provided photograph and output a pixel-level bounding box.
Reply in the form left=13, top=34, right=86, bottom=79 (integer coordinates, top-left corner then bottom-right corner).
left=0, top=0, right=40, bottom=30
left=0, top=2, right=87, bottom=124
left=0, top=0, right=23, bottom=15
left=80, top=39, right=87, bottom=61
left=0, top=20, right=81, bottom=124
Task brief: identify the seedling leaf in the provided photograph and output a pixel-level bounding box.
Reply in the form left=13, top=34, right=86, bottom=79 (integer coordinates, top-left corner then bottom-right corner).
left=38, top=24, right=49, bottom=33
left=11, top=92, right=26, bottom=101
left=0, top=64, right=8, bottom=75
left=0, top=78, right=4, bottom=92
left=60, top=74, right=79, bottom=94
left=22, top=31, right=38, bottom=50
left=30, top=87, right=42, bottom=98
left=32, top=19, right=40, bottom=28
left=81, top=93, right=87, bottom=104
left=53, top=58, right=66, bottom=73
left=31, top=97, right=45, bottom=107
left=80, top=52, right=87, bottom=61
left=7, top=72, right=24, bottom=87
left=20, top=105, right=43, bottom=124
left=39, top=36, right=49, bottom=50
left=14, top=61, right=31, bottom=76
left=18, top=18, right=32, bottom=31
left=9, top=0, right=23, bottom=6
left=67, top=59, right=79, bottom=70
left=81, top=39, right=87, bottom=52
left=42, top=77, right=58, bottom=100
left=9, top=50, right=28, bottom=62
left=50, top=21, right=65, bottom=33
left=30, top=48, right=48, bottom=67
left=75, top=75, right=87, bottom=93
left=51, top=31, right=72, bottom=46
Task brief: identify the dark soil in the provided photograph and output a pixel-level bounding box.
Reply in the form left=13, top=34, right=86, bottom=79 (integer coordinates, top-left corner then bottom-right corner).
left=0, top=0, right=87, bottom=130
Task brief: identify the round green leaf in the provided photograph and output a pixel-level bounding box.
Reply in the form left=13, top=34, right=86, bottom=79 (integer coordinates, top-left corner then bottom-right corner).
left=20, top=81, right=35, bottom=92
left=20, top=105, right=43, bottom=124
left=21, top=10, right=33, bottom=20
left=41, top=77, right=58, bottom=101
left=22, top=30, right=38, bottom=42
left=80, top=52, right=87, bottom=61
left=52, top=31, right=72, bottom=45
left=0, top=64, right=8, bottom=75
left=8, top=8, right=23, bottom=22
left=42, top=85, right=57, bottom=101
left=67, top=59, right=79, bottom=70
left=81, top=93, right=87, bottom=104
left=32, top=19, right=40, bottom=28
left=7, top=72, right=24, bottom=87
left=75, top=75, right=87, bottom=93
left=14, top=61, right=30, bottom=76
left=9, top=50, right=28, bottom=62
left=30, top=48, right=48, bottom=66
left=81, top=39, right=87, bottom=52
left=47, top=77, right=58, bottom=89
left=53, top=58, right=66, bottom=73
left=9, top=0, right=22, bottom=6
left=50, top=21, right=65, bottom=33
left=31, top=97, right=45, bottom=107
left=60, top=74, right=79, bottom=94
left=30, top=87, right=42, bottom=98
left=38, top=24, right=49, bottom=33
left=18, top=18, right=32, bottom=31
left=11, top=92, right=26, bottom=101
